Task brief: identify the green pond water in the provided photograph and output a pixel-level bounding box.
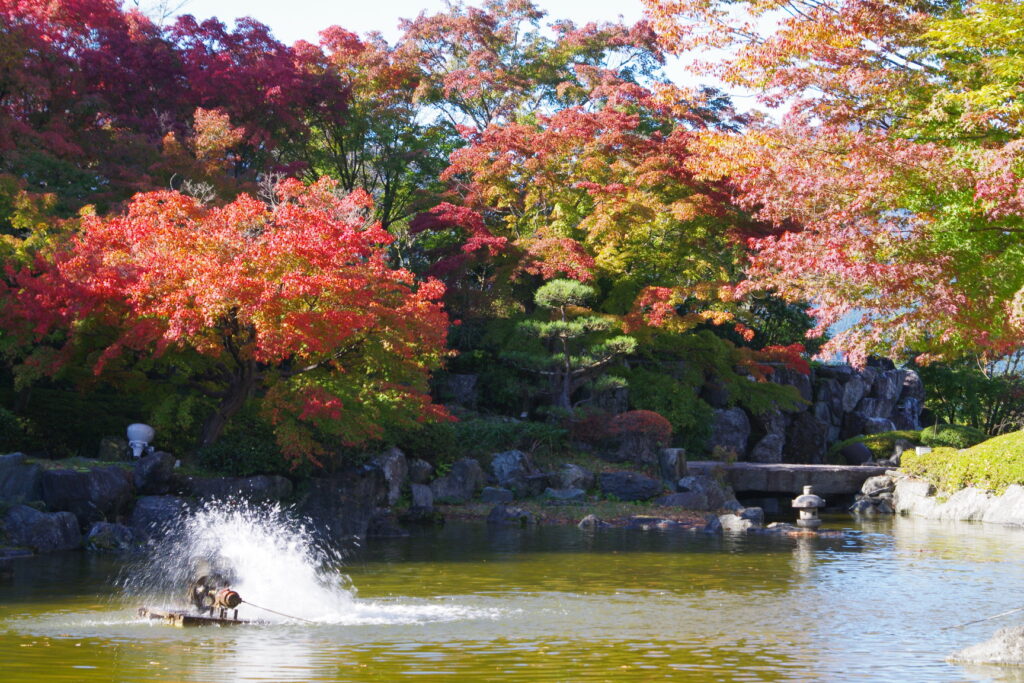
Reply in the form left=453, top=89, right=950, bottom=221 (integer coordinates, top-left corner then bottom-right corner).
left=3, top=515, right=1024, bottom=682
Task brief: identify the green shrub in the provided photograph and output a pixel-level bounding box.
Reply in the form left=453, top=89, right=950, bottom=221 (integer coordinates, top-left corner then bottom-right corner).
left=387, top=421, right=457, bottom=464
left=901, top=430, right=1024, bottom=494
left=196, top=406, right=304, bottom=477
left=920, top=423, right=987, bottom=450
left=825, top=430, right=922, bottom=463
left=451, top=418, right=567, bottom=459
left=0, top=407, right=26, bottom=452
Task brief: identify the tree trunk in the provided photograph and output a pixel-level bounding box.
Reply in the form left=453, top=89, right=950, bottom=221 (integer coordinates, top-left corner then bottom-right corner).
left=199, top=361, right=258, bottom=447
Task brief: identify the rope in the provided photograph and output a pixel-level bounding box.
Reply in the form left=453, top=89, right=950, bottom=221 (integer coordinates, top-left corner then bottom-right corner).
left=942, top=605, right=1024, bottom=630
left=241, top=600, right=317, bottom=624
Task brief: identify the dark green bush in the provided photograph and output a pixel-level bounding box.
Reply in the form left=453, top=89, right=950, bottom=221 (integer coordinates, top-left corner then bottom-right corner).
left=388, top=421, right=458, bottom=464
left=0, top=407, right=25, bottom=452
left=921, top=423, right=987, bottom=450
left=451, top=418, right=568, bottom=459
left=196, top=407, right=304, bottom=477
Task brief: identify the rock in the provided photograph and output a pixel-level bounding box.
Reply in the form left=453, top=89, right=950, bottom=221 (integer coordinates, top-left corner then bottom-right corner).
left=815, top=364, right=855, bottom=382
left=748, top=433, right=785, bottom=464
left=701, top=515, right=723, bottom=534
left=872, top=370, right=904, bottom=402
left=764, top=522, right=801, bottom=534
left=296, top=466, right=388, bottom=543
left=430, top=458, right=485, bottom=504
left=709, top=407, right=751, bottom=459
left=85, top=522, right=133, bottom=551
left=814, top=379, right=844, bottom=416
left=3, top=505, right=81, bottom=552
left=481, top=486, right=514, bottom=504
left=543, top=487, right=585, bottom=503
left=131, top=495, right=189, bottom=542
left=722, top=499, right=745, bottom=513
left=841, top=442, right=873, bottom=466
left=750, top=409, right=790, bottom=438
left=626, top=516, right=680, bottom=530
left=863, top=417, right=896, bottom=435
left=784, top=412, right=830, bottom=464
left=578, top=514, right=610, bottom=530
left=408, top=458, right=434, bottom=485
left=655, top=492, right=710, bottom=510
left=892, top=398, right=922, bottom=431
left=490, top=450, right=537, bottom=495
left=739, top=506, right=765, bottom=526
left=42, top=466, right=134, bottom=526
left=517, top=473, right=553, bottom=499
left=857, top=398, right=895, bottom=419
left=840, top=412, right=867, bottom=440
left=133, top=452, right=177, bottom=495
left=812, top=401, right=834, bottom=426
left=97, top=436, right=129, bottom=461
left=719, top=513, right=757, bottom=533
left=949, top=626, right=1024, bottom=666
left=899, top=370, right=926, bottom=401
left=849, top=498, right=877, bottom=515
left=445, top=373, right=478, bottom=408
left=861, top=475, right=895, bottom=497
left=0, top=453, right=43, bottom=504
left=366, top=510, right=409, bottom=538
left=841, top=376, right=867, bottom=413
left=700, top=378, right=731, bottom=408
left=658, top=449, right=687, bottom=483
left=599, top=471, right=663, bottom=502
left=486, top=505, right=535, bottom=527
left=557, top=464, right=594, bottom=491
left=410, top=483, right=433, bottom=510
left=771, top=367, right=813, bottom=404
left=185, top=475, right=293, bottom=502
left=677, top=475, right=731, bottom=510
left=374, top=447, right=408, bottom=506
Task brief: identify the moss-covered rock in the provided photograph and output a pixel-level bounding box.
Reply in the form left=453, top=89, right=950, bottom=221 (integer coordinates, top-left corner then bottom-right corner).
left=901, top=430, right=1024, bottom=494
left=825, top=430, right=922, bottom=464
left=920, top=423, right=987, bottom=450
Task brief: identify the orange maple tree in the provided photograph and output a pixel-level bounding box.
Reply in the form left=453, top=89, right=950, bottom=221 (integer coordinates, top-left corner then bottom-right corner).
left=7, top=177, right=450, bottom=462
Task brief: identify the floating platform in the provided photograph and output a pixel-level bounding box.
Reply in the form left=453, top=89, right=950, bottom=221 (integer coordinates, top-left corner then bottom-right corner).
left=138, top=607, right=253, bottom=628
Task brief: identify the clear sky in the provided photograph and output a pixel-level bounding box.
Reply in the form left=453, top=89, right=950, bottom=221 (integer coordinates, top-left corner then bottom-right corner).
left=170, top=1, right=646, bottom=45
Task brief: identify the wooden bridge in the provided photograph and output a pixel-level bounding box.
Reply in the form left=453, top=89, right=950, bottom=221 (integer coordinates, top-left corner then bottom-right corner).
left=685, top=461, right=890, bottom=496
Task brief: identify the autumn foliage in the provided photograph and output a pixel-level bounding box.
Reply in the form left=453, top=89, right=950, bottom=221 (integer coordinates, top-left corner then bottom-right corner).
left=7, top=178, right=449, bottom=462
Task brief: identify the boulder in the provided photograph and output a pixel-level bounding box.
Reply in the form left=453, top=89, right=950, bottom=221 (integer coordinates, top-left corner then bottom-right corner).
left=814, top=378, right=844, bottom=416
left=296, top=466, right=388, bottom=543
left=872, top=370, right=904, bottom=402
left=185, top=475, right=292, bottom=502
left=490, top=450, right=535, bottom=491
left=739, top=506, right=765, bottom=526
left=700, top=378, right=730, bottom=408
left=577, top=514, right=610, bottom=530
left=486, top=505, right=535, bottom=527
left=861, top=474, right=895, bottom=497
left=857, top=398, right=895, bottom=419
left=750, top=409, right=790, bottom=438
left=840, top=412, right=867, bottom=440
left=408, top=458, right=434, bottom=485
left=719, top=513, right=757, bottom=533
left=899, top=370, right=926, bottom=402
left=709, top=407, right=750, bottom=459
left=949, top=626, right=1024, bottom=666
left=841, top=376, right=867, bottom=413
left=863, top=417, right=897, bottom=435
left=410, top=483, right=434, bottom=510
left=626, top=516, right=680, bottom=531
left=4, top=505, right=81, bottom=552
left=784, top=412, right=830, bottom=464
left=556, top=463, right=594, bottom=491
left=599, top=471, right=662, bottom=502
left=677, top=475, right=731, bottom=510
left=42, top=466, right=134, bottom=526
left=701, top=515, right=723, bottom=534
left=429, top=458, right=485, bottom=504
left=771, top=366, right=813, bottom=404
left=543, top=487, right=585, bottom=503
left=480, top=486, right=514, bottom=504
left=85, top=522, right=133, bottom=551
left=815, top=364, right=855, bottom=382
left=133, top=452, right=177, bottom=495
left=0, top=453, right=43, bottom=504
left=374, top=448, right=408, bottom=506
left=131, top=495, right=189, bottom=542
left=748, top=433, right=785, bottom=464
left=445, top=373, right=478, bottom=408
left=658, top=449, right=687, bottom=483
left=892, top=398, right=922, bottom=431
left=655, top=492, right=709, bottom=510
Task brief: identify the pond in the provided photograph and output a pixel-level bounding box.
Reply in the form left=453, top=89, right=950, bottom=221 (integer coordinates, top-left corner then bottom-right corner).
left=2, top=514, right=1024, bottom=682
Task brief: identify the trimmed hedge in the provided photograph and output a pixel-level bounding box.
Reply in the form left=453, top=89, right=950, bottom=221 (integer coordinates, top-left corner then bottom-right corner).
left=901, top=430, right=1024, bottom=494
left=920, top=423, right=987, bottom=450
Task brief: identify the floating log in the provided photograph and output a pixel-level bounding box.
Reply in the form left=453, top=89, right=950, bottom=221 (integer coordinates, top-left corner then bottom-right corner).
left=137, top=607, right=252, bottom=628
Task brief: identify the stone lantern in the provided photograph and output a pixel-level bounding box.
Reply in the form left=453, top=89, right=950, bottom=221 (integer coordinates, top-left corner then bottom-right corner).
left=127, top=423, right=155, bottom=459
left=792, top=485, right=825, bottom=529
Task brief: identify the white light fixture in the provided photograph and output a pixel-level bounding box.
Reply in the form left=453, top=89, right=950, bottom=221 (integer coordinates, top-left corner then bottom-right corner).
left=127, top=423, right=156, bottom=458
